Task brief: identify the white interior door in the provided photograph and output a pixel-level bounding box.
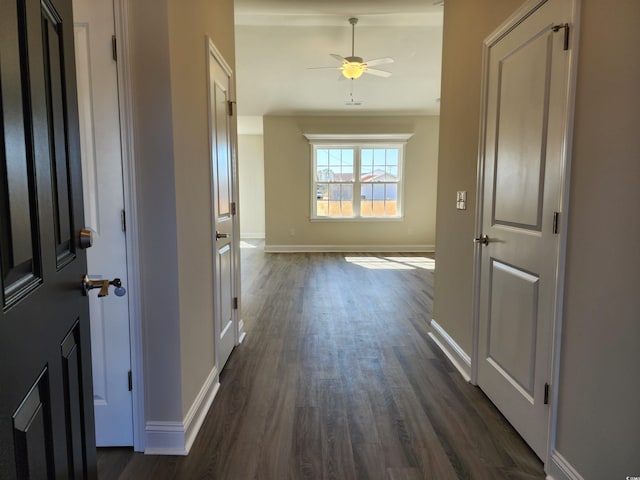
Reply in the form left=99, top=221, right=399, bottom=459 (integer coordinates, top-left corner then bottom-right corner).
left=476, top=0, right=574, bottom=459
left=208, top=41, right=237, bottom=370
left=73, top=0, right=133, bottom=446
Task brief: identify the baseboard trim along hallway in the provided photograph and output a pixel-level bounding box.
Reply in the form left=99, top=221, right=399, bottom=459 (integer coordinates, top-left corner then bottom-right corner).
left=428, top=318, right=472, bottom=381
left=144, top=366, right=220, bottom=455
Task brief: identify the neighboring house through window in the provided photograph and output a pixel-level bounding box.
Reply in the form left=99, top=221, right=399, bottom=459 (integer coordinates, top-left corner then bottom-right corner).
left=304, top=134, right=413, bottom=220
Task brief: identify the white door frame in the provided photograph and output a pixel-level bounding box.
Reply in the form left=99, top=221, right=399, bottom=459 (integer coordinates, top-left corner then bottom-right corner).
left=113, top=0, right=145, bottom=452
left=471, top=0, right=581, bottom=468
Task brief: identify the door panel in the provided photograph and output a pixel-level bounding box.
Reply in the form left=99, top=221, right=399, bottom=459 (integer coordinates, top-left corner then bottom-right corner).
left=488, top=261, right=539, bottom=399
left=493, top=33, right=550, bottom=229
left=12, top=369, right=53, bottom=479
left=72, top=0, right=133, bottom=446
left=0, top=0, right=96, bottom=477
left=477, top=0, right=573, bottom=459
left=42, top=4, right=75, bottom=266
left=208, top=42, right=237, bottom=370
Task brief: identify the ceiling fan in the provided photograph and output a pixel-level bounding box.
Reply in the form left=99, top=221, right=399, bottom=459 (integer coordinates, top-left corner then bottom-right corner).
left=309, top=17, right=394, bottom=80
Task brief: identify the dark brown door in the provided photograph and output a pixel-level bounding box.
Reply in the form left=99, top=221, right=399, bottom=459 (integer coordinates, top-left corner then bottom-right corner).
left=0, top=0, right=96, bottom=478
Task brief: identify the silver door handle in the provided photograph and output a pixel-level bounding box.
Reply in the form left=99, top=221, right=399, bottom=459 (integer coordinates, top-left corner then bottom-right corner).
left=216, top=231, right=229, bottom=239
left=473, top=234, right=489, bottom=246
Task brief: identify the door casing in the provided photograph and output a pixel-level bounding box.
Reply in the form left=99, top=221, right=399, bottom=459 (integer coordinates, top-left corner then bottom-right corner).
left=471, top=0, right=581, bottom=469
left=112, top=0, right=145, bottom=452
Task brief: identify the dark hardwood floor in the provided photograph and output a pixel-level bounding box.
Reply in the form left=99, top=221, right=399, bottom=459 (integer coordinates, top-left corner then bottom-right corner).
left=98, top=240, right=544, bottom=479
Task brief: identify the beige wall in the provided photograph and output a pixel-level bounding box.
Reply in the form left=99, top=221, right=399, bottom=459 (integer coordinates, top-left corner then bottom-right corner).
left=554, top=1, right=640, bottom=477
left=129, top=0, right=182, bottom=423
left=238, top=135, right=265, bottom=238
left=167, top=0, right=236, bottom=420
left=263, top=115, right=439, bottom=250
left=434, top=0, right=640, bottom=477
left=129, top=0, right=236, bottom=428
left=433, top=0, right=525, bottom=357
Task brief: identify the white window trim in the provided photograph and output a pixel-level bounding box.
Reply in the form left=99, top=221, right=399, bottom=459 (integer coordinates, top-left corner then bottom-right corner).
left=304, top=133, right=413, bottom=221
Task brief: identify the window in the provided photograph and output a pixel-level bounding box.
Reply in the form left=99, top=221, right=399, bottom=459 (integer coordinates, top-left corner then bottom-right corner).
left=305, top=134, right=412, bottom=220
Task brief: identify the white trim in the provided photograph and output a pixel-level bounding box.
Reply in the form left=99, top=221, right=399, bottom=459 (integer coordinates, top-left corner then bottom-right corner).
left=428, top=319, right=471, bottom=381
left=207, top=39, right=233, bottom=79
left=547, top=451, right=584, bottom=480
left=264, top=244, right=435, bottom=253
left=183, top=366, right=220, bottom=453
left=303, top=133, right=413, bottom=142
left=114, top=0, right=145, bottom=452
left=144, top=422, right=187, bottom=456
left=237, top=320, right=246, bottom=344
left=240, top=233, right=265, bottom=239
left=548, top=0, right=581, bottom=469
left=144, top=366, right=221, bottom=456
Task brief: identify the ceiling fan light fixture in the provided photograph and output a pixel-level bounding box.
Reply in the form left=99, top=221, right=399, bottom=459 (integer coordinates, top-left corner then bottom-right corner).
left=342, top=61, right=365, bottom=79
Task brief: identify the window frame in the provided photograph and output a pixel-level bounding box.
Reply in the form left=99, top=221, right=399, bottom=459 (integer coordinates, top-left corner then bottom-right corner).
left=305, top=134, right=413, bottom=222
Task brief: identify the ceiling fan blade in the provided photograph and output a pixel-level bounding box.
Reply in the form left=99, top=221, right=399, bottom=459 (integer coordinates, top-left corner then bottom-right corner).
left=365, top=68, right=392, bottom=78
left=330, top=53, right=346, bottom=63
left=364, top=57, right=394, bottom=67
left=307, top=66, right=340, bottom=70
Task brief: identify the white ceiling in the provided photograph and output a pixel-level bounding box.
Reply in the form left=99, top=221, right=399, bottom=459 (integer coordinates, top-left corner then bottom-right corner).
left=234, top=0, right=444, bottom=130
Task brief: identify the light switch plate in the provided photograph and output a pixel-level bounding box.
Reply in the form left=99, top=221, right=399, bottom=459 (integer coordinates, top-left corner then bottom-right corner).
left=456, top=191, right=467, bottom=210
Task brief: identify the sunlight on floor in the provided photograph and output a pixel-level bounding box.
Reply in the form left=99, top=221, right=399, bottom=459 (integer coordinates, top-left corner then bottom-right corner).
left=240, top=240, right=258, bottom=249
left=344, top=256, right=435, bottom=270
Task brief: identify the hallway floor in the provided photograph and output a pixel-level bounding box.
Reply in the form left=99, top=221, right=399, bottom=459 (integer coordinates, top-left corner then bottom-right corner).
left=98, top=240, right=544, bottom=479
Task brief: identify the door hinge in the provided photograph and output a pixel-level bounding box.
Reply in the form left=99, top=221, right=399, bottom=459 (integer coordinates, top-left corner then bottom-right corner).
left=552, top=211, right=560, bottom=234
left=227, top=100, right=235, bottom=117
left=233, top=297, right=238, bottom=310
left=230, top=202, right=236, bottom=215
left=552, top=23, right=570, bottom=51
left=112, top=35, right=118, bottom=61
left=128, top=370, right=133, bottom=391
left=544, top=382, right=550, bottom=405
left=121, top=209, right=126, bottom=232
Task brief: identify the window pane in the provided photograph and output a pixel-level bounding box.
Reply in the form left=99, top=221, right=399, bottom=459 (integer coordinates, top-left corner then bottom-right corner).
left=386, top=184, right=398, bottom=215
left=360, top=184, right=372, bottom=217
left=317, top=149, right=329, bottom=165
left=386, top=149, right=399, bottom=165
left=340, top=160, right=354, bottom=182
left=373, top=149, right=386, bottom=168
left=315, top=183, right=329, bottom=216
left=323, top=183, right=353, bottom=217
left=386, top=183, right=398, bottom=201
left=361, top=149, right=373, bottom=166
left=329, top=149, right=342, bottom=167
left=341, top=184, right=353, bottom=216
left=317, top=167, right=331, bottom=181
left=360, top=148, right=401, bottom=182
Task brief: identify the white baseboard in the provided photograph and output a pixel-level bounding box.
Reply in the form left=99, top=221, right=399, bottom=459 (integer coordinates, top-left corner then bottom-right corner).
left=238, top=319, right=246, bottom=344
left=183, top=366, right=220, bottom=453
left=144, top=366, right=220, bottom=455
left=264, top=244, right=435, bottom=253
left=240, top=233, right=265, bottom=239
left=428, top=319, right=472, bottom=381
left=547, top=451, right=584, bottom=480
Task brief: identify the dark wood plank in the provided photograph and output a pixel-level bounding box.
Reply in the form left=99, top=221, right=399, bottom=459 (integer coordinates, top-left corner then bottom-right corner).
left=98, top=241, right=544, bottom=479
